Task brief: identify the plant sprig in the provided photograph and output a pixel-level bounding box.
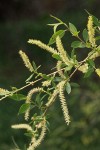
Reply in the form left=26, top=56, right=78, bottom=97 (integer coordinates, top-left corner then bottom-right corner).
left=0, top=13, right=100, bottom=150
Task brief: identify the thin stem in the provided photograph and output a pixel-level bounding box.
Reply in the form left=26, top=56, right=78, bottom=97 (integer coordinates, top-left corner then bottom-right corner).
left=77, top=35, right=85, bottom=43
left=0, top=78, right=42, bottom=101
left=0, top=67, right=67, bottom=101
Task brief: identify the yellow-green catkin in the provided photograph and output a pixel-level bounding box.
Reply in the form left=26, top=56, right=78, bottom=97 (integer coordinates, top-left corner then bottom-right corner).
left=78, top=63, right=88, bottom=73
left=42, top=80, right=51, bottom=87
left=95, top=69, right=100, bottom=77
left=58, top=80, right=70, bottom=125
left=28, top=39, right=58, bottom=54
left=11, top=124, right=33, bottom=132
left=0, top=88, right=10, bottom=96
left=19, top=50, right=34, bottom=72
left=56, top=61, right=66, bottom=79
left=87, top=16, right=96, bottom=48
left=25, top=88, right=43, bottom=121
left=89, top=51, right=100, bottom=60
left=46, top=88, right=59, bottom=107
left=56, top=36, right=71, bottom=66
left=28, top=119, right=46, bottom=150
left=34, top=120, right=46, bottom=147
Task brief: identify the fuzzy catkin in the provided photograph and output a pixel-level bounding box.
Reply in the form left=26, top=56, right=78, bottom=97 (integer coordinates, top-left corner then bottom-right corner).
left=42, top=80, right=51, bottom=87
left=27, top=137, right=36, bottom=150
left=0, top=88, right=10, bottom=96
left=25, top=88, right=43, bottom=121
left=46, top=88, right=59, bottom=107
left=78, top=63, right=88, bottom=73
left=87, top=16, right=96, bottom=47
left=34, top=121, right=46, bottom=147
left=58, top=81, right=70, bottom=125
left=89, top=51, right=100, bottom=60
left=28, top=39, right=58, bottom=54
left=28, top=120, right=46, bottom=150
left=56, top=36, right=70, bottom=66
left=56, top=61, right=66, bottom=79
left=19, top=50, right=34, bottom=72
left=11, top=124, right=33, bottom=132
left=95, top=69, right=100, bottom=77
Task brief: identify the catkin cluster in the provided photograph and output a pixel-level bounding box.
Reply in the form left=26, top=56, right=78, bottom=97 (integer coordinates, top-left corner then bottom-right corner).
left=25, top=87, right=43, bottom=121
left=58, top=80, right=70, bottom=125
left=28, top=119, right=46, bottom=150
left=87, top=16, right=96, bottom=48
left=7, top=14, right=99, bottom=150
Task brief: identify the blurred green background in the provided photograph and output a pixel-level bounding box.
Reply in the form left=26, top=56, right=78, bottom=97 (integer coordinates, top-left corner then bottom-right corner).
left=0, top=0, right=100, bottom=150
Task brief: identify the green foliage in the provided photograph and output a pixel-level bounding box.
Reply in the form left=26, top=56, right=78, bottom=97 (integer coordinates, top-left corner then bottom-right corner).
left=18, top=103, right=30, bottom=115
left=82, top=28, right=89, bottom=42
left=65, top=82, right=71, bottom=94
left=9, top=94, right=26, bottom=101
left=48, top=30, right=66, bottom=45
left=0, top=13, right=100, bottom=150
left=69, top=23, right=79, bottom=36
left=71, top=41, right=86, bottom=48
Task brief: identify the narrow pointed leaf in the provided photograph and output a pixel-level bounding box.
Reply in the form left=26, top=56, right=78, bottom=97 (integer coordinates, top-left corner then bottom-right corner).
left=9, top=94, right=26, bottom=101
left=66, top=82, right=71, bottom=94
left=52, top=53, right=61, bottom=60
left=48, top=30, right=66, bottom=45
left=18, top=103, right=30, bottom=114
left=69, top=23, right=79, bottom=36
left=82, top=29, right=88, bottom=42
left=71, top=41, right=86, bottom=48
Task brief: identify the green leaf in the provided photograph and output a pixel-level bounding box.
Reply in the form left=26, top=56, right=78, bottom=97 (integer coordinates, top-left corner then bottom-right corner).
left=35, top=93, right=42, bottom=107
left=26, top=74, right=34, bottom=83
left=84, top=67, right=94, bottom=78
left=18, top=103, right=30, bottom=114
left=36, top=93, right=41, bottom=103
left=48, top=30, right=66, bottom=45
left=52, top=53, right=61, bottom=60
left=50, top=15, right=63, bottom=24
left=54, top=77, right=62, bottom=82
left=48, top=23, right=64, bottom=33
left=87, top=59, right=95, bottom=68
left=71, top=49, right=75, bottom=59
left=9, top=94, right=26, bottom=101
left=65, top=65, right=73, bottom=71
left=69, top=23, right=79, bottom=36
left=32, top=61, right=37, bottom=70
left=92, top=15, right=100, bottom=26
left=40, top=74, right=50, bottom=80
left=47, top=23, right=60, bottom=27
left=48, top=23, right=63, bottom=33
left=41, top=94, right=48, bottom=101
left=96, top=36, right=100, bottom=41
left=70, top=82, right=80, bottom=88
left=66, top=82, right=71, bottom=94
left=71, top=41, right=86, bottom=48
left=82, top=29, right=88, bottom=42
left=97, top=45, right=100, bottom=51
left=24, top=132, right=33, bottom=138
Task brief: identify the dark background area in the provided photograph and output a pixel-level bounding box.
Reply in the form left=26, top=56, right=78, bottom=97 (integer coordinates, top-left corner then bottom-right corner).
left=0, top=0, right=100, bottom=150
